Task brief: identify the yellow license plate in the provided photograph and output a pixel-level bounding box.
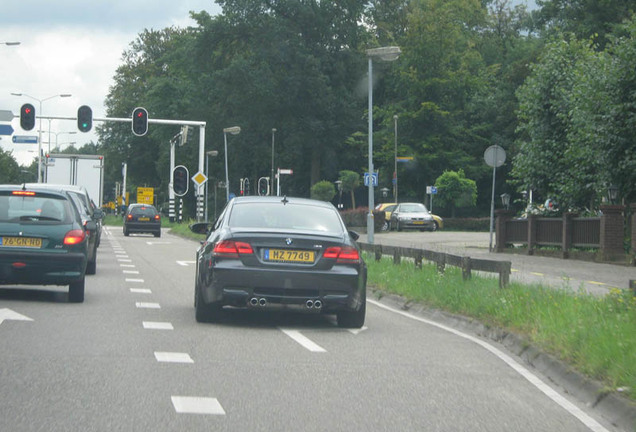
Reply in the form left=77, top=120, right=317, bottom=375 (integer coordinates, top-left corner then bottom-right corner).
left=413, top=221, right=424, bottom=224
left=138, top=217, right=150, bottom=221
left=1, top=237, right=42, bottom=248
left=265, top=249, right=315, bottom=263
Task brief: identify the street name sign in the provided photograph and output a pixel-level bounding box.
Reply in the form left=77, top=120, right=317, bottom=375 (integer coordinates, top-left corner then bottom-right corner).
left=0, top=124, right=14, bottom=135
left=12, top=135, right=38, bottom=144
left=0, top=110, right=14, bottom=122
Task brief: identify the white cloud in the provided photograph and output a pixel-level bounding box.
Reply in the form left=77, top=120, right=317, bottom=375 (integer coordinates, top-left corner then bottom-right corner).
left=0, top=1, right=221, bottom=166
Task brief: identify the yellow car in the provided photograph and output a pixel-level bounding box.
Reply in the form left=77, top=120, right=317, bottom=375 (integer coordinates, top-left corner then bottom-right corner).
left=375, top=202, right=443, bottom=232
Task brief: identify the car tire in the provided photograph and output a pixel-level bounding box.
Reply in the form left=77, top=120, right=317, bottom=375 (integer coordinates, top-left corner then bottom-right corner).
left=432, top=221, right=439, bottom=231
left=195, top=285, right=220, bottom=323
left=69, top=278, right=85, bottom=303
left=337, top=298, right=366, bottom=328
left=381, top=221, right=389, bottom=231
left=86, top=257, right=96, bottom=275
left=397, top=221, right=402, bottom=232
left=154, top=231, right=161, bottom=238
left=123, top=226, right=129, bottom=237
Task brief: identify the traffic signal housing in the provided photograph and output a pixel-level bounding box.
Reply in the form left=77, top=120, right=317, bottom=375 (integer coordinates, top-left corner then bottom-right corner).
left=131, top=107, right=148, bottom=136
left=77, top=105, right=92, bottom=132
left=172, top=165, right=189, bottom=196
left=20, top=103, right=35, bottom=131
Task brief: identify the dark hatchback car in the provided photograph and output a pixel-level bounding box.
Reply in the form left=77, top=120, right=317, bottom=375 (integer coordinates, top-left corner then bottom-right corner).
left=0, top=185, right=94, bottom=302
left=123, top=204, right=161, bottom=237
left=189, top=196, right=367, bottom=328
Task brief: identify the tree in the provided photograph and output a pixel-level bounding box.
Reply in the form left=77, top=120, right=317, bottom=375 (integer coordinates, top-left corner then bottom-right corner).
left=433, top=170, right=477, bottom=217
left=339, top=170, right=360, bottom=209
left=310, top=180, right=336, bottom=202
left=0, top=148, right=20, bottom=184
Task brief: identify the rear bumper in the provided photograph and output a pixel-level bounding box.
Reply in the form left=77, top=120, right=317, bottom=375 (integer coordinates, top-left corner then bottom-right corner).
left=124, top=222, right=161, bottom=234
left=0, top=250, right=87, bottom=285
left=200, top=261, right=366, bottom=312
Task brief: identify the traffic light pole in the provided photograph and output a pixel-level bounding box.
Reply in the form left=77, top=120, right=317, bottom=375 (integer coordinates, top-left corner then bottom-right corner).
left=31, top=114, right=208, bottom=221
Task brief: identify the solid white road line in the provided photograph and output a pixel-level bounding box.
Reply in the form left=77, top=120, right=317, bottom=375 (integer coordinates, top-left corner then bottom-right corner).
left=154, top=352, right=194, bottom=363
left=171, top=396, right=225, bottom=415
left=143, top=321, right=173, bottom=330
left=279, top=328, right=326, bottom=353
left=367, top=299, right=610, bottom=432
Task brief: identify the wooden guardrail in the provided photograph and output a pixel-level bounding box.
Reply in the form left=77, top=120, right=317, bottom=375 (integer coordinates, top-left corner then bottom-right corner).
left=358, top=242, right=512, bottom=288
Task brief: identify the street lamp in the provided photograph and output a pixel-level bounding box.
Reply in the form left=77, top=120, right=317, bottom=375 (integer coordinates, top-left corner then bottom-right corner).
left=223, top=126, right=241, bottom=202
left=608, top=185, right=619, bottom=204
left=366, top=46, right=401, bottom=244
left=11, top=93, right=72, bottom=182
left=271, top=128, right=277, bottom=196
left=38, top=130, right=77, bottom=153
left=500, top=193, right=511, bottom=210
left=205, top=150, right=219, bottom=222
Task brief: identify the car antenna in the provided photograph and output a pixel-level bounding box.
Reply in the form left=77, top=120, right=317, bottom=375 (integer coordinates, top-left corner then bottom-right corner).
left=281, top=196, right=289, bottom=205
left=21, top=183, right=26, bottom=191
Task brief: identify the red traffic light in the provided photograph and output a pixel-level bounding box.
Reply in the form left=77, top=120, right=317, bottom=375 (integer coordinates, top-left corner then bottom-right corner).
left=131, top=107, right=148, bottom=136
left=20, top=103, right=36, bottom=131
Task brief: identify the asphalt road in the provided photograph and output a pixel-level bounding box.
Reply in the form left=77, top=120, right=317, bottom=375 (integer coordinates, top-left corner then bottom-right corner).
left=371, top=231, right=636, bottom=296
left=0, top=227, right=626, bottom=431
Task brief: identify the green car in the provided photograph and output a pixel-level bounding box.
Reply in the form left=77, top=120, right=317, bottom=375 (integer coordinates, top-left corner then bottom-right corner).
left=0, top=185, right=95, bottom=302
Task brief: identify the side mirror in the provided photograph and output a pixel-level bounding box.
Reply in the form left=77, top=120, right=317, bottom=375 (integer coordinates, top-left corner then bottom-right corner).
left=85, top=220, right=97, bottom=232
left=93, top=208, right=104, bottom=219
left=190, top=222, right=212, bottom=235
left=348, top=230, right=360, bottom=241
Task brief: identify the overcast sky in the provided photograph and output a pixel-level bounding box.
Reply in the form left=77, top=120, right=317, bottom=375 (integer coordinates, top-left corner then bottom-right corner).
left=0, top=0, right=222, bottom=165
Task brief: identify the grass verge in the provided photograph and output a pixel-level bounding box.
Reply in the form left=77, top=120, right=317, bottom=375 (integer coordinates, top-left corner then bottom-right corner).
left=365, top=252, right=636, bottom=402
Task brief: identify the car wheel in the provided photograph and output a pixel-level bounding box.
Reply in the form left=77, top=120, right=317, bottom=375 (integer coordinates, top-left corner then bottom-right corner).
left=337, top=299, right=366, bottom=328
left=432, top=221, right=439, bottom=231
left=123, top=226, right=129, bottom=237
left=86, top=257, right=96, bottom=275
left=154, top=230, right=161, bottom=238
left=397, top=221, right=403, bottom=232
left=381, top=221, right=389, bottom=231
left=68, top=278, right=85, bottom=303
left=195, top=284, right=220, bottom=323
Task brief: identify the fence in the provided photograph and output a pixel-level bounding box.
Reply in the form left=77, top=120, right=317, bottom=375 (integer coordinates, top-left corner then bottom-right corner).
left=358, top=242, right=511, bottom=288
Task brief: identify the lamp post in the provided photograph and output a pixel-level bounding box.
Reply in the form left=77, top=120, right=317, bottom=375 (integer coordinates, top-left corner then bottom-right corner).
left=11, top=93, right=72, bottom=182
left=393, top=114, right=398, bottom=202
left=271, top=128, right=277, bottom=196
left=366, top=46, right=401, bottom=244
left=38, top=130, right=77, bottom=153
left=223, top=126, right=241, bottom=202
left=608, top=185, right=619, bottom=204
left=205, top=150, right=219, bottom=222
left=500, top=193, right=511, bottom=210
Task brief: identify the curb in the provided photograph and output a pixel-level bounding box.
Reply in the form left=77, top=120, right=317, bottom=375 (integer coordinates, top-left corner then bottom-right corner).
left=370, top=288, right=636, bottom=432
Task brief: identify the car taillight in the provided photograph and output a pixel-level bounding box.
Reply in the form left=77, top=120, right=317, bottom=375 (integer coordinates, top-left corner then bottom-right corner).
left=12, top=190, right=36, bottom=196
left=126, top=214, right=133, bottom=220
left=64, top=229, right=86, bottom=245
left=213, top=240, right=254, bottom=258
left=324, top=246, right=360, bottom=263
left=154, top=214, right=160, bottom=221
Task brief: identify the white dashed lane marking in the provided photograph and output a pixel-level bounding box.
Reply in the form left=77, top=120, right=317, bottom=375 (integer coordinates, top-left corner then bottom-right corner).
left=171, top=396, right=225, bottom=415
left=136, top=302, right=160, bottom=309
left=143, top=322, right=174, bottom=330
left=279, top=328, right=326, bottom=353
left=126, top=278, right=144, bottom=283
left=130, top=288, right=152, bottom=294
left=155, top=352, right=194, bottom=363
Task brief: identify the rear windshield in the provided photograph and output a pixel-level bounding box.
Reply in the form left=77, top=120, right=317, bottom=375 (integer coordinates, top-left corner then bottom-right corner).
left=131, top=206, right=158, bottom=217
left=228, top=202, right=343, bottom=233
left=0, top=191, right=74, bottom=223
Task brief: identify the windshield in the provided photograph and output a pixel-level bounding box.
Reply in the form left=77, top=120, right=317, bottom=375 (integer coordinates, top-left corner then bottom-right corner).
left=399, top=203, right=429, bottom=213
left=229, top=202, right=343, bottom=233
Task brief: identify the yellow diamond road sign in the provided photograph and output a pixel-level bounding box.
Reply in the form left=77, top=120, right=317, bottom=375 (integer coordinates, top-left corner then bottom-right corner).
left=192, top=171, right=208, bottom=186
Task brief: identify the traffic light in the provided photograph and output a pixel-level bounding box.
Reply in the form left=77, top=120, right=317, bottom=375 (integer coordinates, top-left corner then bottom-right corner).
left=172, top=165, right=189, bottom=196
left=243, top=178, right=250, bottom=196
left=258, top=177, right=270, bottom=196
left=131, top=107, right=148, bottom=136
left=179, top=126, right=193, bottom=146
left=77, top=105, right=92, bottom=132
left=20, top=103, right=35, bottom=131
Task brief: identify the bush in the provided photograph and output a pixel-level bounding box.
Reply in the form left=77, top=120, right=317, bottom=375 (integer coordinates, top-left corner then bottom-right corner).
left=443, top=217, right=490, bottom=231
left=339, top=207, right=385, bottom=231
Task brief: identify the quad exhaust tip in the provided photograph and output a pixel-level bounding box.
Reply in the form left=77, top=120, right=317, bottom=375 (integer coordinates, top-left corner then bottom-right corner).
left=250, top=297, right=268, bottom=307
left=306, top=300, right=322, bottom=309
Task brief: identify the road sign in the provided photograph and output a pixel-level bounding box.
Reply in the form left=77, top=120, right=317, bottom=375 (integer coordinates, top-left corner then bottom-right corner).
left=278, top=168, right=293, bottom=175
left=484, top=145, right=506, bottom=168
left=12, top=135, right=38, bottom=144
left=0, top=110, right=14, bottom=122
left=0, top=124, right=14, bottom=136
left=427, top=186, right=438, bottom=194
left=192, top=171, right=208, bottom=186
left=396, top=156, right=414, bottom=163
left=364, top=172, right=378, bottom=187
left=137, top=187, right=154, bottom=204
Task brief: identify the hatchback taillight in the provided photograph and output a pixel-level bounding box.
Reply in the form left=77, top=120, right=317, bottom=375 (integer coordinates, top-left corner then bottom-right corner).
left=213, top=240, right=254, bottom=258
left=126, top=214, right=133, bottom=220
left=64, top=229, right=86, bottom=245
left=154, top=214, right=160, bottom=221
left=324, top=246, right=360, bottom=263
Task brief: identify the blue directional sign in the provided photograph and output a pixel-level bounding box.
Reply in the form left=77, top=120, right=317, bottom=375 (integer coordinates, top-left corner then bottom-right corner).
left=0, top=124, right=14, bottom=136
left=364, top=172, right=378, bottom=187
left=12, top=135, right=38, bottom=144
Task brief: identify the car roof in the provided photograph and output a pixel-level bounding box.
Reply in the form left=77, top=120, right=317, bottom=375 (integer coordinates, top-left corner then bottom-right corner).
left=23, top=183, right=89, bottom=195
left=230, top=195, right=336, bottom=209
left=0, top=184, right=71, bottom=197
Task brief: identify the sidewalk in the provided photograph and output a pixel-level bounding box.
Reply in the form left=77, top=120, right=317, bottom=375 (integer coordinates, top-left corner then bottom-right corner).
left=372, top=231, right=636, bottom=296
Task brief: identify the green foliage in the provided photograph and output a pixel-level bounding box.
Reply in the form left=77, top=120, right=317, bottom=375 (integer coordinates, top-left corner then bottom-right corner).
left=434, top=170, right=477, bottom=216
left=338, top=170, right=360, bottom=209
left=0, top=148, right=21, bottom=184
left=310, top=180, right=336, bottom=202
